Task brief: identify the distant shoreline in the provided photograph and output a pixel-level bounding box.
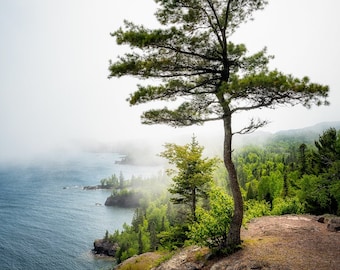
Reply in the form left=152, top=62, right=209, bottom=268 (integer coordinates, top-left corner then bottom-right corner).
left=83, top=185, right=113, bottom=190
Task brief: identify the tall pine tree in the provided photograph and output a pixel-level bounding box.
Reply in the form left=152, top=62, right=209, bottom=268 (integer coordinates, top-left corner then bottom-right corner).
left=109, top=0, right=329, bottom=250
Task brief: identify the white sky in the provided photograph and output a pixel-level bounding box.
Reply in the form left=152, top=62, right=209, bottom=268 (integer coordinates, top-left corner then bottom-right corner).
left=0, top=0, right=339, bottom=161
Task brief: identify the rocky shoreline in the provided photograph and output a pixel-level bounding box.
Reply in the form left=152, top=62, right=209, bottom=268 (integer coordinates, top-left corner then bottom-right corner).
left=93, top=239, right=119, bottom=257
left=83, top=185, right=113, bottom=190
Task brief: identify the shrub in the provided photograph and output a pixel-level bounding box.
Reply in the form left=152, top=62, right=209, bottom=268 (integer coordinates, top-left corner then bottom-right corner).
left=158, top=223, right=189, bottom=250
left=188, top=186, right=234, bottom=253
left=244, top=199, right=271, bottom=224
left=271, top=197, right=305, bottom=215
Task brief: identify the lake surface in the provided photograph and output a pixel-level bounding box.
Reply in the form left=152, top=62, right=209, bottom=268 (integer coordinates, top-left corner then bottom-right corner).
left=0, top=152, right=161, bottom=270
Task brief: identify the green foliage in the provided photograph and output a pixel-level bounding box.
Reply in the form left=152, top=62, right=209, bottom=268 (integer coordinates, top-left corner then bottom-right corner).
left=258, top=170, right=284, bottom=204
left=102, top=128, right=340, bottom=264
left=298, top=128, right=340, bottom=214
left=243, top=200, right=270, bottom=224
left=158, top=223, right=189, bottom=250
left=188, top=186, right=234, bottom=254
left=110, top=189, right=188, bottom=262
left=236, top=128, right=340, bottom=216
left=160, top=136, right=218, bottom=221
left=109, top=0, right=328, bottom=128
left=330, top=176, right=340, bottom=213
left=110, top=223, right=139, bottom=263
left=271, top=197, right=305, bottom=215
left=100, top=173, right=119, bottom=188
left=104, top=138, right=222, bottom=261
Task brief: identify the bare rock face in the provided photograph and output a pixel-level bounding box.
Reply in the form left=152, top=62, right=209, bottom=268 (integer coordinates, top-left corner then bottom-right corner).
left=93, top=239, right=119, bottom=257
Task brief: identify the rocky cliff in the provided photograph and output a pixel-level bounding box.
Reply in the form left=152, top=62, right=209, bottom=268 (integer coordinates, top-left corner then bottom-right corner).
left=104, top=191, right=143, bottom=208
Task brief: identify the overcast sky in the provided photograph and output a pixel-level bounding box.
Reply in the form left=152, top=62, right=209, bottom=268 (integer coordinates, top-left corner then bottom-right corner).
left=1, top=0, right=339, bottom=161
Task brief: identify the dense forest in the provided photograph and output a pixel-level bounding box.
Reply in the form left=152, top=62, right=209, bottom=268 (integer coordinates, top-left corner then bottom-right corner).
left=100, top=127, right=340, bottom=263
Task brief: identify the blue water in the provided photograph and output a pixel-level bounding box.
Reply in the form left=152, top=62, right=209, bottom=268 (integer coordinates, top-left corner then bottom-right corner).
left=0, top=152, right=160, bottom=270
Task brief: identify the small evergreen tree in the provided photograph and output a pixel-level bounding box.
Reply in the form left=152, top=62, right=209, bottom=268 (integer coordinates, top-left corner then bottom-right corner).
left=104, top=230, right=109, bottom=241
left=160, top=136, right=218, bottom=221
left=119, top=171, right=125, bottom=188
left=138, top=231, right=143, bottom=254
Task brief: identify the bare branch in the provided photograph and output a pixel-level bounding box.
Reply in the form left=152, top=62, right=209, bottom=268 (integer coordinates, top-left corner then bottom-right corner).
left=233, top=118, right=269, bottom=135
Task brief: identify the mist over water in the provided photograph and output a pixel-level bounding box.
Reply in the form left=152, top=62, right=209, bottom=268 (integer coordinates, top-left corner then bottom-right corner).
left=0, top=152, right=161, bottom=270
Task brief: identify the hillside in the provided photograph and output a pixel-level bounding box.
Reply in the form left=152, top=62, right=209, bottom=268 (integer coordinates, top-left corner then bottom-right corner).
left=107, top=121, right=340, bottom=165
left=233, top=121, right=340, bottom=148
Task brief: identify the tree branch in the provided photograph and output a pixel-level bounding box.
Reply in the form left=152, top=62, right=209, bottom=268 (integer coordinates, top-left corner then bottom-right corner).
left=232, top=118, right=269, bottom=135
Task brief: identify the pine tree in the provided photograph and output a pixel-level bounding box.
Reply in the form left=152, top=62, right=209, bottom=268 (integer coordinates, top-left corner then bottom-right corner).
left=108, top=0, right=329, bottom=250
left=160, top=136, right=217, bottom=221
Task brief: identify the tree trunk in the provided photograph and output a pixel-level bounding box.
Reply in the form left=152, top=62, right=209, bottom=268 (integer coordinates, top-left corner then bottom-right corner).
left=223, top=114, right=243, bottom=250
left=192, top=187, right=197, bottom=222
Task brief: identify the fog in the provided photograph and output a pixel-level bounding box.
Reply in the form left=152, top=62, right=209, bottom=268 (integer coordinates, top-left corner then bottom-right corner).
left=1, top=0, right=340, bottom=164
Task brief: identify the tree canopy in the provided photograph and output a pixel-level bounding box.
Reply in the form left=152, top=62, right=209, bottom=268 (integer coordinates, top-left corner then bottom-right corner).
left=109, top=0, right=328, bottom=130
left=108, top=0, right=329, bottom=251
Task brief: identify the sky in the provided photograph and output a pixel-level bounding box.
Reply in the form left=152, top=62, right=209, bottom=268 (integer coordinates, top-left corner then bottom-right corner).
left=0, top=0, right=340, bottom=162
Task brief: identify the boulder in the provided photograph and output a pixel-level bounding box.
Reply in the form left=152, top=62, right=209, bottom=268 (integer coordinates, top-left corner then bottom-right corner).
left=327, top=218, right=340, bottom=232
left=93, top=239, right=119, bottom=257
left=317, top=216, right=325, bottom=223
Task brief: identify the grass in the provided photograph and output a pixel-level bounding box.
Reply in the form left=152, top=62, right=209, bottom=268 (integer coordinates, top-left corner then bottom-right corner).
left=116, top=251, right=172, bottom=270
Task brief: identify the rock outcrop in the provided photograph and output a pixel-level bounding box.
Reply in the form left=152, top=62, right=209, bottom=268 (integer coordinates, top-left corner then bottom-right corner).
left=93, top=239, right=119, bottom=257
left=317, top=215, right=340, bottom=232
left=104, top=192, right=143, bottom=208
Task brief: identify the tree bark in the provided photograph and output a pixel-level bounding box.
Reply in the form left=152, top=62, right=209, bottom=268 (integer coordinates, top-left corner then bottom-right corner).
left=223, top=114, right=243, bottom=249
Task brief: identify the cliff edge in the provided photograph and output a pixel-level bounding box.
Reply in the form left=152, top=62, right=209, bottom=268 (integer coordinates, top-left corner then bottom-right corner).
left=116, top=215, right=340, bottom=270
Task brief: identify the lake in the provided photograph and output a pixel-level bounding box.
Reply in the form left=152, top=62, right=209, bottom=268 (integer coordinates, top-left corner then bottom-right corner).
left=0, top=152, right=161, bottom=270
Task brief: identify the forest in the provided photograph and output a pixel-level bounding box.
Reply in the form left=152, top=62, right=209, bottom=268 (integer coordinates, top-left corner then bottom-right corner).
left=102, top=127, right=340, bottom=263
